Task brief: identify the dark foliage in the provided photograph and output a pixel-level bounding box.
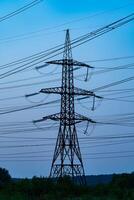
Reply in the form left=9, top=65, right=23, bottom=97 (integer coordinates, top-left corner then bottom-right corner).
left=0, top=169, right=134, bottom=200
left=0, top=167, right=11, bottom=188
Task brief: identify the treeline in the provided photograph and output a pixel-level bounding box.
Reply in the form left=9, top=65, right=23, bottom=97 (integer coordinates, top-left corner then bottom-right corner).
left=0, top=167, right=134, bottom=200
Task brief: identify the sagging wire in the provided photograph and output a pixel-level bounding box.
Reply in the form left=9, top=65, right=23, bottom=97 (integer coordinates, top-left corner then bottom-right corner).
left=35, top=63, right=58, bottom=75
left=76, top=97, right=92, bottom=110
left=91, top=95, right=95, bottom=111
left=85, top=67, right=94, bottom=82
left=74, top=66, right=94, bottom=82
left=77, top=94, right=103, bottom=111
left=92, top=96, right=103, bottom=110
left=78, top=121, right=95, bottom=136
left=84, top=121, right=89, bottom=135
left=84, top=123, right=96, bottom=136
left=25, top=92, right=49, bottom=104
left=33, top=121, right=58, bottom=131
left=74, top=74, right=85, bottom=81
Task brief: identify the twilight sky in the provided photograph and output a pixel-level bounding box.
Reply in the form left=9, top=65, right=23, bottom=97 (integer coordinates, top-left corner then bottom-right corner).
left=0, top=0, right=134, bottom=178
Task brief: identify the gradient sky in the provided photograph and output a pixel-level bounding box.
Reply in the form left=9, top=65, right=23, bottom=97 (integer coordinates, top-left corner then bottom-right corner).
left=0, top=0, right=134, bottom=178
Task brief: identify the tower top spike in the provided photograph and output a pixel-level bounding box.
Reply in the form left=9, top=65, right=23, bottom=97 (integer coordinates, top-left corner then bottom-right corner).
left=63, top=28, right=72, bottom=60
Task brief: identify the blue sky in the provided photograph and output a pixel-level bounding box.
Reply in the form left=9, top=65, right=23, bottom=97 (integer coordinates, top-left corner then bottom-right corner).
left=0, top=0, right=134, bottom=178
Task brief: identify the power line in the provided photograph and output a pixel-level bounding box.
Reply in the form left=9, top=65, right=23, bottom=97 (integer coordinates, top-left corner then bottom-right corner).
left=93, top=75, right=134, bottom=92
left=0, top=77, right=62, bottom=90
left=0, top=2, right=133, bottom=43
left=0, top=99, right=60, bottom=115
left=1, top=61, right=134, bottom=87
left=0, top=154, right=134, bottom=162
left=92, top=63, right=134, bottom=75
left=0, top=0, right=44, bottom=23
left=0, top=43, right=63, bottom=70
left=0, top=139, right=133, bottom=149
left=85, top=55, right=134, bottom=63
left=0, top=151, right=134, bottom=159
left=0, top=12, right=133, bottom=80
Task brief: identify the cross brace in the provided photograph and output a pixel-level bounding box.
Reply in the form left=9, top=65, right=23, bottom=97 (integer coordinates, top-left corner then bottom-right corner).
left=40, top=87, right=102, bottom=98
left=46, top=59, right=94, bottom=68
left=33, top=112, right=96, bottom=125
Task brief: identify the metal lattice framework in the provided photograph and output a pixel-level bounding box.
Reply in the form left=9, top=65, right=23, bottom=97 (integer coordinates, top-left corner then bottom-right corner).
left=25, top=13, right=134, bottom=184
left=34, top=29, right=101, bottom=184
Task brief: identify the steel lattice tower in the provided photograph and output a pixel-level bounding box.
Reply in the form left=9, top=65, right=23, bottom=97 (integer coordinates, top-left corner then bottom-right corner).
left=33, top=29, right=101, bottom=184
left=49, top=30, right=86, bottom=184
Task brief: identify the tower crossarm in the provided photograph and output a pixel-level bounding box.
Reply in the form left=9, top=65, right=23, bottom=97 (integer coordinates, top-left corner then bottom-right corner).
left=73, top=60, right=93, bottom=68
left=33, top=112, right=96, bottom=125
left=40, top=87, right=62, bottom=94
left=46, top=59, right=93, bottom=68
left=73, top=87, right=102, bottom=98
left=40, top=86, right=102, bottom=99
left=74, top=113, right=96, bottom=124
left=33, top=113, right=61, bottom=123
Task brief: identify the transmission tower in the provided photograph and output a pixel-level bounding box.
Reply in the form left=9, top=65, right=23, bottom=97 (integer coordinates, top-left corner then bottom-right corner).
left=33, top=29, right=101, bottom=184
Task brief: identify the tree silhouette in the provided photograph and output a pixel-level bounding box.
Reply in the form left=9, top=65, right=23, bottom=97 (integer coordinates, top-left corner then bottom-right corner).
left=0, top=167, right=11, bottom=187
